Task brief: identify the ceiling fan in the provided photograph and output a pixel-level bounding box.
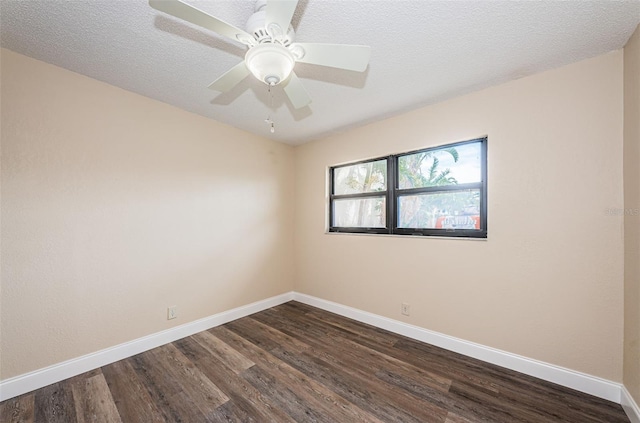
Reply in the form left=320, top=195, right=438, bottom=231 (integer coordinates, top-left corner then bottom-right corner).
left=149, top=0, right=371, bottom=109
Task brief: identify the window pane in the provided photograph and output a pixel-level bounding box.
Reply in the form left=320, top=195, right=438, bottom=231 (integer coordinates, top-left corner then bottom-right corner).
left=398, top=142, right=481, bottom=189
left=333, top=160, right=387, bottom=195
left=333, top=197, right=386, bottom=228
left=398, top=190, right=481, bottom=229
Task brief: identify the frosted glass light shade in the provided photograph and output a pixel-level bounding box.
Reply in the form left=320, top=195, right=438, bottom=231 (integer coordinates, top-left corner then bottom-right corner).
left=245, top=43, right=295, bottom=86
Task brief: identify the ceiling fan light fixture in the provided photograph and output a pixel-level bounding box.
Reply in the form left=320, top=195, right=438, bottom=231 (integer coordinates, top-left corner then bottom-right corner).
left=245, top=43, right=295, bottom=86
left=149, top=0, right=371, bottom=110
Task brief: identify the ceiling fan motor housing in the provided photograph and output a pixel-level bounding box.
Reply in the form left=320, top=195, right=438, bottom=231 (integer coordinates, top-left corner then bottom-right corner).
left=245, top=5, right=295, bottom=46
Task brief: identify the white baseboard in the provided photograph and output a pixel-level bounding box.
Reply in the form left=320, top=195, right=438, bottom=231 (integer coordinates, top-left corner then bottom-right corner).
left=622, top=386, right=640, bottom=423
left=292, top=293, right=623, bottom=404
left=0, top=292, right=294, bottom=402
left=1, top=290, right=633, bottom=417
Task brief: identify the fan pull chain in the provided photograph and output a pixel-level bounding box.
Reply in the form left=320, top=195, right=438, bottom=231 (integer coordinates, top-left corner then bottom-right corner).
left=264, top=83, right=275, bottom=133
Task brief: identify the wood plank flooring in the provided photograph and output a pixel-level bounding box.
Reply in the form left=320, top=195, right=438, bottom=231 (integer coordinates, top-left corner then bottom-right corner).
left=0, top=301, right=630, bottom=422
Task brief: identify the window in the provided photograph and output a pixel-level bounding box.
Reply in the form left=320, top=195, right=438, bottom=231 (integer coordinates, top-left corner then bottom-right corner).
left=329, top=137, right=487, bottom=238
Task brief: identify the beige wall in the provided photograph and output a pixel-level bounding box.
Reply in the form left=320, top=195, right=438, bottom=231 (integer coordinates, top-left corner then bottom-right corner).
left=624, top=24, right=640, bottom=404
left=0, top=49, right=295, bottom=379
left=294, top=52, right=625, bottom=381
left=0, top=44, right=630, bottom=390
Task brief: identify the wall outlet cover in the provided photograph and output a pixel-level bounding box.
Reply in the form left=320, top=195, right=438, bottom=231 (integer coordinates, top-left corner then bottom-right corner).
left=167, top=306, right=178, bottom=320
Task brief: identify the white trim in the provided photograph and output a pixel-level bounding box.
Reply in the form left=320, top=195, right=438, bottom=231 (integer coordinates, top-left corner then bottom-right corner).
left=622, top=386, right=640, bottom=423
left=1, top=290, right=631, bottom=411
left=0, top=292, right=293, bottom=402
left=292, top=293, right=623, bottom=403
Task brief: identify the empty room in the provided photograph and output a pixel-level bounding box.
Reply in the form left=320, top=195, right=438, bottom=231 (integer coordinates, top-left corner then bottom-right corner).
left=1, top=0, right=640, bottom=422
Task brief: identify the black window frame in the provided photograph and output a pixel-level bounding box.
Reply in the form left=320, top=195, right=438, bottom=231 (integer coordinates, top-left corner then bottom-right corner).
left=328, top=137, right=487, bottom=238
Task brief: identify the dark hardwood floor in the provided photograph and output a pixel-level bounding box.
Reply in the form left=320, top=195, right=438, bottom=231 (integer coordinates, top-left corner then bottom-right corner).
left=0, top=301, right=630, bottom=422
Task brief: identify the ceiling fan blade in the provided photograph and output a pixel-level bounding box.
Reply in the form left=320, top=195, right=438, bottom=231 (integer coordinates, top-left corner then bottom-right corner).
left=208, top=62, right=251, bottom=92
left=265, top=0, right=298, bottom=37
left=292, top=43, right=371, bottom=72
left=149, top=0, right=254, bottom=46
left=283, top=72, right=311, bottom=109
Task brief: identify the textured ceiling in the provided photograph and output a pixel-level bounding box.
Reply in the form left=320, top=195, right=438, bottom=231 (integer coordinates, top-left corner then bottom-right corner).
left=1, top=0, right=639, bottom=145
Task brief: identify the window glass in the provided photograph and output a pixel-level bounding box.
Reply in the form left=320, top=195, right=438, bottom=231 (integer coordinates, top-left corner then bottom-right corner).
left=333, top=197, right=386, bottom=228
left=328, top=137, right=486, bottom=238
left=397, top=190, right=481, bottom=229
left=398, top=142, right=481, bottom=189
left=333, top=160, right=387, bottom=195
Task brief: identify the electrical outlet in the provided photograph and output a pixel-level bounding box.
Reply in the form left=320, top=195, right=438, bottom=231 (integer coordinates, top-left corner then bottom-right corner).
left=167, top=306, right=177, bottom=320
left=401, top=303, right=410, bottom=316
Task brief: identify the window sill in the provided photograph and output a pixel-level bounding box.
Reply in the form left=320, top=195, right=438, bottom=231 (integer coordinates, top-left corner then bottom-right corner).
left=324, top=231, right=488, bottom=241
